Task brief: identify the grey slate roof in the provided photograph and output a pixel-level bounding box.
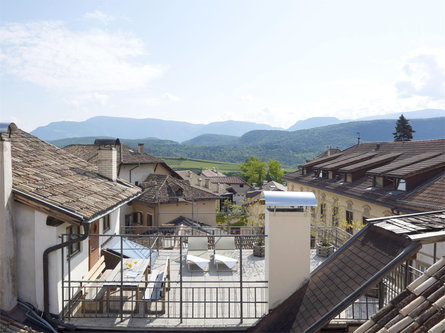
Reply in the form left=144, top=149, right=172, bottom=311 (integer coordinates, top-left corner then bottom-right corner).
left=138, top=174, right=220, bottom=204
left=7, top=124, right=141, bottom=222
left=356, top=257, right=445, bottom=333
left=283, top=140, right=445, bottom=213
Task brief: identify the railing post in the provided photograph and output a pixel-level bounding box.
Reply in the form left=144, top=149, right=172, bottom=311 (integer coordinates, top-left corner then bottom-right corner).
left=404, top=261, right=409, bottom=288
left=378, top=281, right=384, bottom=309
left=240, top=235, right=243, bottom=323
left=434, top=243, right=437, bottom=264
left=120, top=235, right=124, bottom=321
left=180, top=235, right=183, bottom=323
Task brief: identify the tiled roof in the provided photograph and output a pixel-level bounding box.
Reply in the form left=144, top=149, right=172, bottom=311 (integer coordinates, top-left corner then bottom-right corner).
left=261, top=181, right=287, bottom=191
left=283, top=140, right=445, bottom=213
left=356, top=257, right=445, bottom=333
left=138, top=174, right=220, bottom=204
left=253, top=224, right=420, bottom=333
left=8, top=124, right=141, bottom=222
left=119, top=144, right=164, bottom=164
left=252, top=211, right=445, bottom=333
left=63, top=143, right=180, bottom=178
left=200, top=169, right=226, bottom=177
left=398, top=176, right=445, bottom=211
left=209, top=176, right=249, bottom=185
left=63, top=143, right=163, bottom=165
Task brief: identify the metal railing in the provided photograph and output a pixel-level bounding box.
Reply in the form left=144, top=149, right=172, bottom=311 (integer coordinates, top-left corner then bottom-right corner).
left=332, top=261, right=424, bottom=323
left=311, top=225, right=353, bottom=249
left=121, top=225, right=264, bottom=236
left=61, top=233, right=267, bottom=324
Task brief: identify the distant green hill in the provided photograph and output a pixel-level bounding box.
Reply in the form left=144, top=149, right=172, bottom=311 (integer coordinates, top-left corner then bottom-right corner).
left=51, top=117, right=445, bottom=168
left=182, top=134, right=239, bottom=146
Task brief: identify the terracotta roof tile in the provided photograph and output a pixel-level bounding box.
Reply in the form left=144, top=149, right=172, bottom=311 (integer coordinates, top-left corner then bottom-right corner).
left=9, top=124, right=141, bottom=221
left=208, top=176, right=249, bottom=185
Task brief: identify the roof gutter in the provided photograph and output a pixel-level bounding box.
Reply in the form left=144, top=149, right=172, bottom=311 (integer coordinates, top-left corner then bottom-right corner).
left=13, top=189, right=84, bottom=222
left=306, top=240, right=421, bottom=333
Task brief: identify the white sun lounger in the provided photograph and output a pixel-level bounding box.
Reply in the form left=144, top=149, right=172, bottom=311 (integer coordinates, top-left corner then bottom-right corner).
left=214, top=237, right=238, bottom=270
left=186, top=237, right=210, bottom=271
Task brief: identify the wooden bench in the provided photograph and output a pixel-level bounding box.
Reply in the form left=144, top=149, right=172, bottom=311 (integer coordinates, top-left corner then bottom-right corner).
left=81, top=257, right=109, bottom=313
left=141, top=257, right=170, bottom=314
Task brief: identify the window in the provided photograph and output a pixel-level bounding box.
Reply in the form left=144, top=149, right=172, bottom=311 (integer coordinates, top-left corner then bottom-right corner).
left=103, top=214, right=110, bottom=232
left=67, top=225, right=81, bottom=257
left=133, top=212, right=143, bottom=225
left=332, top=206, right=339, bottom=226
left=346, top=210, right=353, bottom=234
left=346, top=173, right=352, bottom=183
left=320, top=203, right=326, bottom=221
left=375, top=176, right=384, bottom=188
left=125, top=214, right=132, bottom=227
left=397, top=179, right=406, bottom=191
left=147, top=214, right=153, bottom=227
left=240, top=184, right=244, bottom=188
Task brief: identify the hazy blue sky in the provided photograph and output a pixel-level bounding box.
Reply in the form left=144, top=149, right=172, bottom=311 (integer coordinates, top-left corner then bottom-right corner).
left=1, top=0, right=444, bottom=131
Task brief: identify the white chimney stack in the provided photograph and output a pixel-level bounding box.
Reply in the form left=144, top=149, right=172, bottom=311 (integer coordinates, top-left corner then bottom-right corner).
left=205, top=178, right=210, bottom=189
left=264, top=191, right=316, bottom=310
left=0, top=124, right=17, bottom=311
left=138, top=143, right=144, bottom=154
left=97, top=146, right=117, bottom=181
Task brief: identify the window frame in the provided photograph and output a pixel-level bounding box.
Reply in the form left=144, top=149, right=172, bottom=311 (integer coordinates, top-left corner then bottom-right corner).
left=103, top=214, right=111, bottom=232
left=67, top=225, right=81, bottom=258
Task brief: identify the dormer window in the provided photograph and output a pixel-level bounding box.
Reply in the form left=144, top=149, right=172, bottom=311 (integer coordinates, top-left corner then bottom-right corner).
left=375, top=176, right=384, bottom=188
left=328, top=171, right=334, bottom=179
left=345, top=173, right=352, bottom=183
left=396, top=179, right=406, bottom=191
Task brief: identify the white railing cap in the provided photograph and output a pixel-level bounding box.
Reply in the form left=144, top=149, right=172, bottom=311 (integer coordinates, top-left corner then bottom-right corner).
left=264, top=191, right=317, bottom=207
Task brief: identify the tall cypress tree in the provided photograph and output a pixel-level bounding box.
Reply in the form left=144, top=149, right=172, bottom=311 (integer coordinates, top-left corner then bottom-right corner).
left=393, top=114, right=415, bottom=141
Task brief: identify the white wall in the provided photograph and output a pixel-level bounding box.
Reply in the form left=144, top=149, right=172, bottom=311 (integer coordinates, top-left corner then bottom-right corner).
left=14, top=201, right=124, bottom=314
left=119, top=164, right=155, bottom=185
left=266, top=208, right=311, bottom=309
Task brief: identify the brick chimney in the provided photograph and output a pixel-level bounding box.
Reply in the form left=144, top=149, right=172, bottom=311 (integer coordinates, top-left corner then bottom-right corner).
left=97, top=146, right=117, bottom=181
left=264, top=191, right=316, bottom=310
left=138, top=143, right=144, bottom=154
left=0, top=124, right=17, bottom=311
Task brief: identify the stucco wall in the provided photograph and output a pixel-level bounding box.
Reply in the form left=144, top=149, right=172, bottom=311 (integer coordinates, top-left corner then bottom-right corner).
left=266, top=208, right=310, bottom=309
left=287, top=180, right=445, bottom=269
left=131, top=200, right=217, bottom=226
left=14, top=202, right=37, bottom=307
left=119, top=164, right=155, bottom=185
left=14, top=201, right=123, bottom=314
left=119, top=164, right=171, bottom=185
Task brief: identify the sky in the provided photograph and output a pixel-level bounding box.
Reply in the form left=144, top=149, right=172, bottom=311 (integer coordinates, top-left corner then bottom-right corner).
left=0, top=0, right=444, bottom=132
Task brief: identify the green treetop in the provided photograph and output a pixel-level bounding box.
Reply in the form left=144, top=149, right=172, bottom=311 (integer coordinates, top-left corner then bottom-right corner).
left=393, top=114, right=415, bottom=142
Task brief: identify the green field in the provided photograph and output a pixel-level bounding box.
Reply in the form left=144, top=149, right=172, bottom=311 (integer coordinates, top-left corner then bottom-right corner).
left=162, top=157, right=243, bottom=176
left=162, top=156, right=296, bottom=177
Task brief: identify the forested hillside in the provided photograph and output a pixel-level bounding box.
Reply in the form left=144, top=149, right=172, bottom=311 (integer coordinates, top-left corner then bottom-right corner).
left=51, top=117, right=445, bottom=168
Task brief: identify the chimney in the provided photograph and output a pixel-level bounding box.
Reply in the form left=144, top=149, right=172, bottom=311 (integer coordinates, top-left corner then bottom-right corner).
left=264, top=191, right=316, bottom=309
left=97, top=145, right=117, bottom=181
left=138, top=143, right=144, bottom=154
left=0, top=124, right=17, bottom=311
left=215, top=183, right=220, bottom=193
left=205, top=178, right=210, bottom=189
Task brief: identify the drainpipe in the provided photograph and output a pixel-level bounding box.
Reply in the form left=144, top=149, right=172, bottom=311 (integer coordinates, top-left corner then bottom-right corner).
left=128, top=164, right=139, bottom=184
left=43, top=221, right=90, bottom=318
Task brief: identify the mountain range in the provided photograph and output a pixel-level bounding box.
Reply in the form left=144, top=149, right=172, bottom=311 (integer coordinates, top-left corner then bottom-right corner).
left=50, top=116, right=445, bottom=168
left=31, top=109, right=445, bottom=142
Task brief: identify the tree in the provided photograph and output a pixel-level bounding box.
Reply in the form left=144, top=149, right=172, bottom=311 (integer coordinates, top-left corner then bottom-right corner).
left=267, top=159, right=284, bottom=183
left=240, top=156, right=267, bottom=185
left=393, top=114, right=415, bottom=141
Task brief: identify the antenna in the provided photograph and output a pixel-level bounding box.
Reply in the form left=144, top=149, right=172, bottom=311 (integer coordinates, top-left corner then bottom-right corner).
left=357, top=132, right=361, bottom=145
